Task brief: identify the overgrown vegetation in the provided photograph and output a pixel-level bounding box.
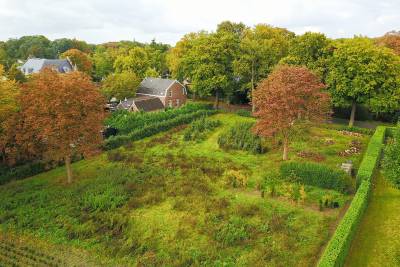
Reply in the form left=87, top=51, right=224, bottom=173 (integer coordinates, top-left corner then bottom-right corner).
left=382, top=124, right=400, bottom=188
left=218, top=121, right=264, bottom=154
left=183, top=116, right=221, bottom=141
left=280, top=162, right=352, bottom=193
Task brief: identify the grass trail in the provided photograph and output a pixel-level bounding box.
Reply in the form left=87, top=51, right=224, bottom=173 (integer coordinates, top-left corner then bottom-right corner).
left=346, top=172, right=400, bottom=266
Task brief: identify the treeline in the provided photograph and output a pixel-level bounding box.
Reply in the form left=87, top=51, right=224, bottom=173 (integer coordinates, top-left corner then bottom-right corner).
left=1, top=23, right=400, bottom=124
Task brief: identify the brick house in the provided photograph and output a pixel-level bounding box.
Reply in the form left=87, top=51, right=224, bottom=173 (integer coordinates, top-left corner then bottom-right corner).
left=116, top=95, right=165, bottom=112
left=136, top=77, right=187, bottom=108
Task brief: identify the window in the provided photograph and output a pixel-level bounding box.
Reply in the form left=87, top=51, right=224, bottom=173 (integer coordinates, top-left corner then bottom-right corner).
left=168, top=90, right=172, bottom=97
left=176, top=99, right=180, bottom=106
left=168, top=100, right=173, bottom=107
left=182, top=88, right=186, bottom=95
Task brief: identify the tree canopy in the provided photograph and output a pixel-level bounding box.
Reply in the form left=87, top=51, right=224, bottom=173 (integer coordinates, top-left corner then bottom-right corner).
left=101, top=72, right=141, bottom=100
left=253, top=65, right=331, bottom=160
left=16, top=69, right=106, bottom=183
left=326, top=37, right=400, bottom=126
left=61, top=49, right=93, bottom=74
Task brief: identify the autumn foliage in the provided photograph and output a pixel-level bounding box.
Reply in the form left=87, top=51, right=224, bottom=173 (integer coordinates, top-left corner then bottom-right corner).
left=15, top=69, right=106, bottom=183
left=61, top=48, right=93, bottom=74
left=253, top=65, right=331, bottom=160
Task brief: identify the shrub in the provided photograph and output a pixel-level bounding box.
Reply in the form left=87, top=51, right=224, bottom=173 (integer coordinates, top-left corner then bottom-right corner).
left=0, top=162, right=47, bottom=185
left=183, top=117, right=221, bottom=141
left=280, top=162, right=352, bottom=193
left=215, top=217, right=249, bottom=246
left=318, top=126, right=386, bottom=267
left=223, top=170, right=248, bottom=188
left=235, top=109, right=252, bottom=117
left=382, top=124, right=400, bottom=189
left=218, top=122, right=264, bottom=154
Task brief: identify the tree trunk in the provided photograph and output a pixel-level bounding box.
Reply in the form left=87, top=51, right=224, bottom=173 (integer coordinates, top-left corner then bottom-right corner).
left=214, top=90, right=220, bottom=110
left=349, top=101, right=356, bottom=127
left=283, top=137, right=289, bottom=161
left=65, top=155, right=73, bottom=184
left=251, top=60, right=255, bottom=113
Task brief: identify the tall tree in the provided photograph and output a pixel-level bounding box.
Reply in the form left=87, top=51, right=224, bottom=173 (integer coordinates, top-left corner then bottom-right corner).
left=101, top=72, right=141, bottom=100
left=234, top=24, right=294, bottom=110
left=113, top=46, right=151, bottom=78
left=326, top=37, right=400, bottom=127
left=253, top=65, right=331, bottom=160
left=280, top=32, right=332, bottom=81
left=16, top=69, right=106, bottom=183
left=0, top=65, right=20, bottom=164
left=185, top=31, right=239, bottom=108
left=61, top=49, right=93, bottom=74
left=92, top=46, right=115, bottom=81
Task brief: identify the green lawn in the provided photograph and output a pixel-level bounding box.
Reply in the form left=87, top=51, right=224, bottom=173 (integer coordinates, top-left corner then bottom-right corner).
left=0, top=113, right=370, bottom=266
left=345, top=172, right=400, bottom=267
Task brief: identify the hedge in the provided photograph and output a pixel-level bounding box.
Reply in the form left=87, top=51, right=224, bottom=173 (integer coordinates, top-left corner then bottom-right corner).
left=317, top=126, right=386, bottom=267
left=280, top=162, right=351, bottom=193
left=0, top=161, right=47, bottom=185
left=104, top=109, right=218, bottom=150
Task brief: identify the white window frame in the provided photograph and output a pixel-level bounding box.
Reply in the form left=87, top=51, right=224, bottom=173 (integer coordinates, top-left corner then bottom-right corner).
left=168, top=100, right=173, bottom=107
left=176, top=99, right=180, bottom=106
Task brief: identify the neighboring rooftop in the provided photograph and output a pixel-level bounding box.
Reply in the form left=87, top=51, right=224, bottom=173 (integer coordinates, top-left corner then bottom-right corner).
left=117, top=96, right=165, bottom=112
left=20, top=58, right=74, bottom=75
left=137, top=77, right=177, bottom=97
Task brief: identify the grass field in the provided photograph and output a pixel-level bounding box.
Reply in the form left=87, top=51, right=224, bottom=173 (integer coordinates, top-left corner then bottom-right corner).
left=0, top=113, right=370, bottom=266
left=345, top=172, right=400, bottom=267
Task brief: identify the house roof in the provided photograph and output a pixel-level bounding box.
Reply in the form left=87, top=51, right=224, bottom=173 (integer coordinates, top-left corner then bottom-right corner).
left=117, top=96, right=164, bottom=112
left=20, top=58, right=73, bottom=74
left=134, top=96, right=164, bottom=112
left=137, top=77, right=177, bottom=97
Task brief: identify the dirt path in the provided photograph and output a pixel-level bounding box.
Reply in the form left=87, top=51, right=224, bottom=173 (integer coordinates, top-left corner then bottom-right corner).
left=345, top=172, right=400, bottom=267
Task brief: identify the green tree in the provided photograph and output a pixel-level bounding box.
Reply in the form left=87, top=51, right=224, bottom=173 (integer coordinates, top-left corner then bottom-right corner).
left=280, top=32, right=332, bottom=81
left=233, top=24, right=294, bottom=110
left=185, top=31, right=239, bottom=108
left=101, top=72, right=141, bottom=100
left=326, top=37, right=400, bottom=127
left=114, top=46, right=151, bottom=78
left=91, top=46, right=114, bottom=81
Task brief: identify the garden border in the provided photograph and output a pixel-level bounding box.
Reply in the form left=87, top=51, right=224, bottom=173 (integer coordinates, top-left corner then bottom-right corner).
left=317, top=126, right=386, bottom=267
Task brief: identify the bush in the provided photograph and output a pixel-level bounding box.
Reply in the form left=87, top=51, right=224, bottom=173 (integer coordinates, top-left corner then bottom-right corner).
left=183, top=116, right=221, bottom=141
left=318, top=126, right=386, bottom=267
left=235, top=109, right=252, bottom=117
left=382, top=124, right=400, bottom=189
left=215, top=216, right=249, bottom=246
left=104, top=110, right=218, bottom=150
left=218, top=122, right=264, bottom=154
left=0, top=162, right=47, bottom=185
left=280, top=162, right=352, bottom=193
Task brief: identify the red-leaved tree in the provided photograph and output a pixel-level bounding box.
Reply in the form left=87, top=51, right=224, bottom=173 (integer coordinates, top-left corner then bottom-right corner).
left=16, top=69, right=106, bottom=183
left=253, top=65, right=331, bottom=160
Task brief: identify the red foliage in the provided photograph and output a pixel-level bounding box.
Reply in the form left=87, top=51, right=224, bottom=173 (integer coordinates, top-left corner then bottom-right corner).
left=253, top=65, right=331, bottom=160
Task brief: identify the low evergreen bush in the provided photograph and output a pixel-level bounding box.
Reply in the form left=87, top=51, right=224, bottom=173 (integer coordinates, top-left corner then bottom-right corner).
left=235, top=109, right=252, bottom=118
left=280, top=162, right=352, bottom=193
left=0, top=162, right=47, bottom=185
left=218, top=122, right=264, bottom=154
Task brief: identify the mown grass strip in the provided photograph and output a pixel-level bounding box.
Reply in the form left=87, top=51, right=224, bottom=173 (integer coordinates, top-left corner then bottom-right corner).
left=317, top=126, right=386, bottom=267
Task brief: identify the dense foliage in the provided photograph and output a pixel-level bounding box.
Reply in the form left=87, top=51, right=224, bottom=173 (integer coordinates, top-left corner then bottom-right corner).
left=183, top=116, right=221, bottom=141
left=0, top=161, right=46, bottom=185
left=105, top=103, right=212, bottom=134
left=382, top=125, right=400, bottom=188
left=104, top=109, right=217, bottom=150
left=253, top=65, right=331, bottom=160
left=318, top=126, right=386, bottom=267
left=218, top=121, right=264, bottom=154
left=280, top=162, right=352, bottom=193
left=100, top=71, right=141, bottom=100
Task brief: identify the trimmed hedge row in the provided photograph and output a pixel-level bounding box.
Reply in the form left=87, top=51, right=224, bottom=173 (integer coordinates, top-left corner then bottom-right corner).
left=280, top=162, right=352, bottom=193
left=105, top=103, right=213, bottom=134
left=317, top=126, right=386, bottom=267
left=104, top=109, right=218, bottom=150
left=0, top=162, right=47, bottom=185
